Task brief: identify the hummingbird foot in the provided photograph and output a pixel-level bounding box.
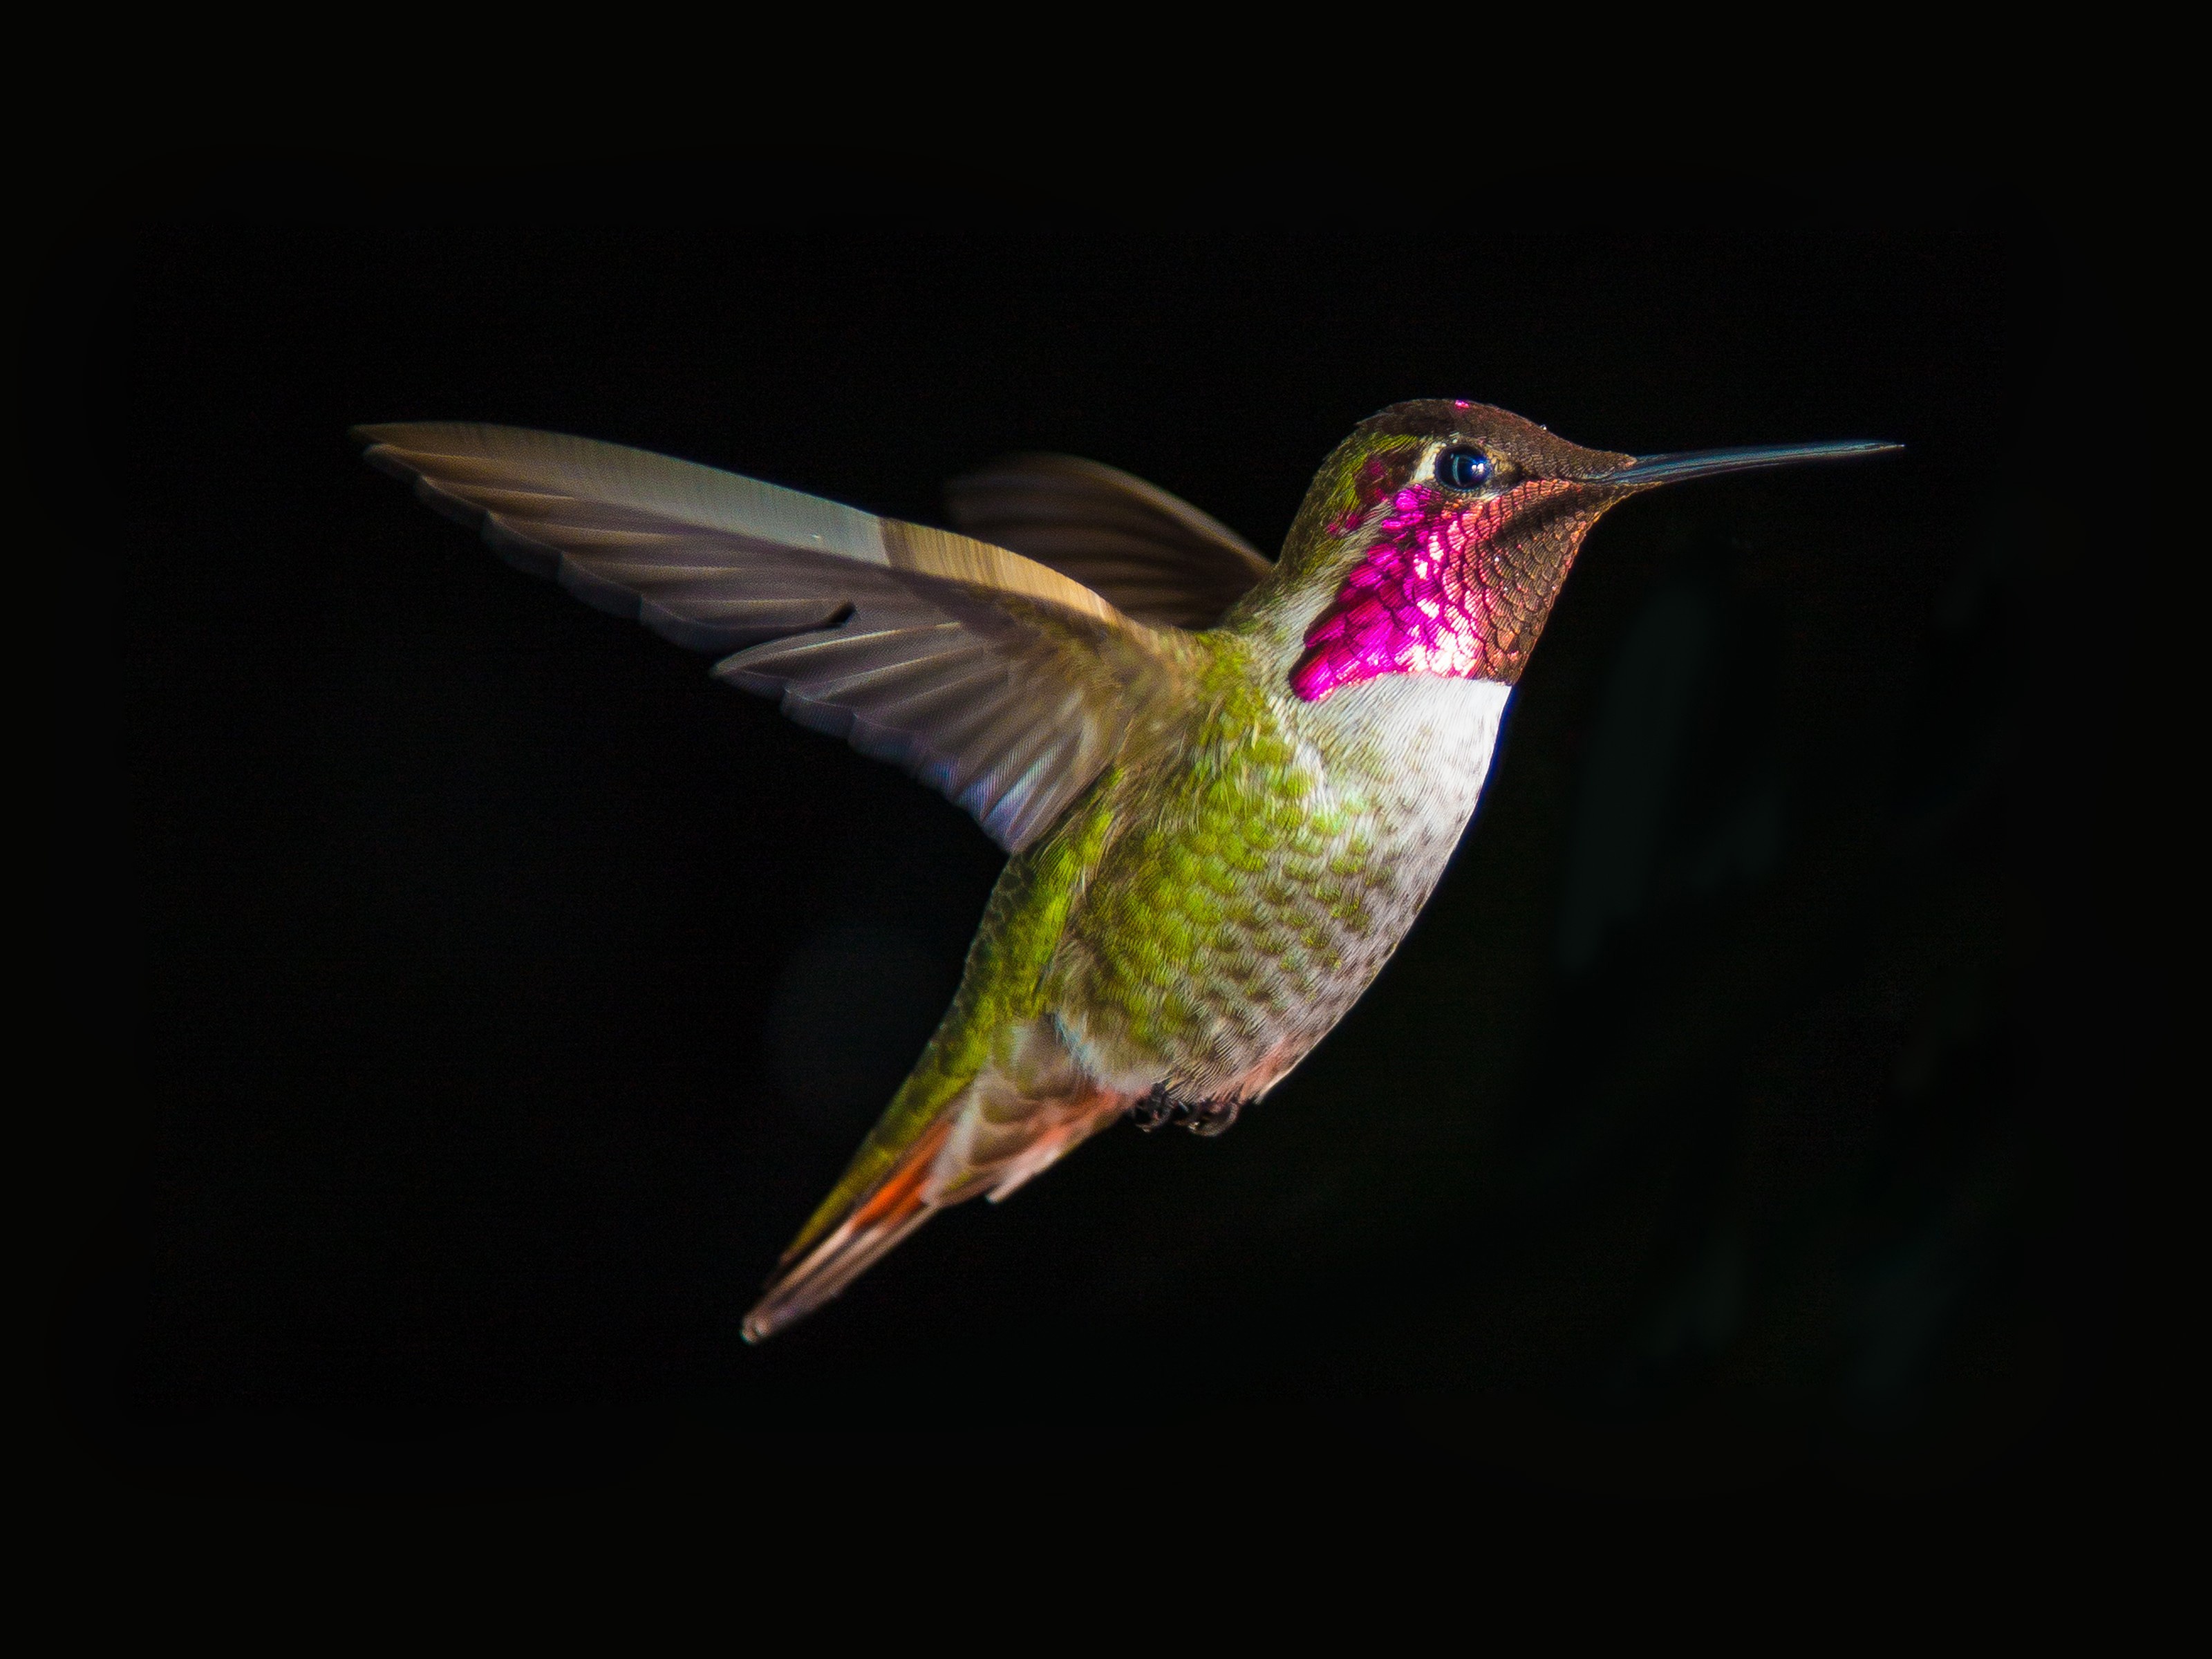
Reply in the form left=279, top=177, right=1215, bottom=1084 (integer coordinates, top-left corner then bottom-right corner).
left=1131, top=1087, right=1243, bottom=1137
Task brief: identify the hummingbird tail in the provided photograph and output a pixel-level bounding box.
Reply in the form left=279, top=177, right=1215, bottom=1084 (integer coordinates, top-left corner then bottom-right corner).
left=742, top=1026, right=1131, bottom=1342
left=741, top=1118, right=956, bottom=1344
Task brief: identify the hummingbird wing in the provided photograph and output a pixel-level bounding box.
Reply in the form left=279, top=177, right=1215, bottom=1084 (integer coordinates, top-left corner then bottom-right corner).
left=358, top=424, right=1190, bottom=853
left=945, top=453, right=1272, bottom=630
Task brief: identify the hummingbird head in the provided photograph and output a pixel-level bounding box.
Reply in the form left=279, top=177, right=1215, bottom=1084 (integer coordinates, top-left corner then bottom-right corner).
left=1266, top=400, right=1895, bottom=702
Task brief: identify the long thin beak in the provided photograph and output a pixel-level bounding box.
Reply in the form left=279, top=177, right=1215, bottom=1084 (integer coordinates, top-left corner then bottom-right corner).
left=1607, top=439, right=1902, bottom=489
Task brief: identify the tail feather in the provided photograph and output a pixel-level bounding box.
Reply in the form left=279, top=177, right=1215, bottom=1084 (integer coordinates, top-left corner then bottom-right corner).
left=742, top=1119, right=954, bottom=1344
left=741, top=1064, right=1131, bottom=1342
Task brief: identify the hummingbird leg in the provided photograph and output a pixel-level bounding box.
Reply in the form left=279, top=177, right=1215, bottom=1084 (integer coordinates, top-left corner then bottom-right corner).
left=1130, top=1087, right=1242, bottom=1136
left=1131, top=1086, right=1178, bottom=1132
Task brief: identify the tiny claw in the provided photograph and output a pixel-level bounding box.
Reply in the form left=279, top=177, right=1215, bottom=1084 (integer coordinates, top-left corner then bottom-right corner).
left=1190, top=1099, right=1241, bottom=1137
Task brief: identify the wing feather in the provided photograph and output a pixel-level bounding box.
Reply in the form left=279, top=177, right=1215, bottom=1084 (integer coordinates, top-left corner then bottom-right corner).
left=945, top=453, right=1273, bottom=630
left=357, top=422, right=1192, bottom=852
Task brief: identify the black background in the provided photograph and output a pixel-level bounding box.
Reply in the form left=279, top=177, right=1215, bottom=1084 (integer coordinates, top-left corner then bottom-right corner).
left=39, top=164, right=2162, bottom=1510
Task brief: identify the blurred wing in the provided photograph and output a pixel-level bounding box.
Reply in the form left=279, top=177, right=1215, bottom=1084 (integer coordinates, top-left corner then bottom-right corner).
left=357, top=422, right=1187, bottom=852
left=946, top=453, right=1273, bottom=630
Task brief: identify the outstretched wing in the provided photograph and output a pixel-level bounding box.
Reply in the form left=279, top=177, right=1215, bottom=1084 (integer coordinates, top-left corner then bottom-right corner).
left=946, top=453, right=1273, bottom=630
left=357, top=423, right=1189, bottom=852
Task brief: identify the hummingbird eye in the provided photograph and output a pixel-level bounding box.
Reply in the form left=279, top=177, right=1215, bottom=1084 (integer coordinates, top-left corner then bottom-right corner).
left=1438, top=445, right=1494, bottom=491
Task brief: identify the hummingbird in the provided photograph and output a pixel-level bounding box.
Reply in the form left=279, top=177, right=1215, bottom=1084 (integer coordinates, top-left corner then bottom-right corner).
left=357, top=401, right=1895, bottom=1340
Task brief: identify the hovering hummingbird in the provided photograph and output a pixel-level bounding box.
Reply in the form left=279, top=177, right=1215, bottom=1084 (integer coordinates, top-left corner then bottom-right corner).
left=357, top=402, right=1894, bottom=1340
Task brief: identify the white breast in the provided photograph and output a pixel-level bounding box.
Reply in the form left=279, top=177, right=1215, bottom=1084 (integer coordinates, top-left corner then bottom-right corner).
left=1203, top=672, right=1513, bottom=1096
left=1297, top=673, right=1513, bottom=861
